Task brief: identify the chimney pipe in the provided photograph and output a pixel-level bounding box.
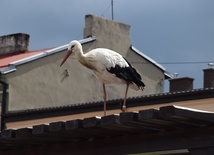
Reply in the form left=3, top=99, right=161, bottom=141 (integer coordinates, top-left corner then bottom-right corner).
left=203, top=68, right=214, bottom=88
left=0, top=33, right=29, bottom=55
left=169, top=77, right=194, bottom=92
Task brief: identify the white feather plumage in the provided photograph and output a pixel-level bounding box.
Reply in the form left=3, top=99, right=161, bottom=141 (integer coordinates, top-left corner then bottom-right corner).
left=60, top=40, right=145, bottom=115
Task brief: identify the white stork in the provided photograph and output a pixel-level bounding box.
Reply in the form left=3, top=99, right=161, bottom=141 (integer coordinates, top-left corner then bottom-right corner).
left=60, top=40, right=145, bottom=116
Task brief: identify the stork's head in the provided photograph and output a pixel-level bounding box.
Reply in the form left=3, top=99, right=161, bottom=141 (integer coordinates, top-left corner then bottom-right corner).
left=60, top=40, right=81, bottom=66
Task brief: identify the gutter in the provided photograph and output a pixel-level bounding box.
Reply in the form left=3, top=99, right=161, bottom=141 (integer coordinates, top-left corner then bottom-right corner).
left=0, top=36, right=96, bottom=75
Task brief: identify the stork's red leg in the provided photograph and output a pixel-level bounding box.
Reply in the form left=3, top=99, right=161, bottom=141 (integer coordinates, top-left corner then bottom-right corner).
left=102, top=83, right=107, bottom=116
left=122, top=82, right=130, bottom=112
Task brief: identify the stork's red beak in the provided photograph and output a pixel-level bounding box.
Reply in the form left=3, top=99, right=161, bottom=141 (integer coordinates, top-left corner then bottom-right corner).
left=60, top=50, right=72, bottom=67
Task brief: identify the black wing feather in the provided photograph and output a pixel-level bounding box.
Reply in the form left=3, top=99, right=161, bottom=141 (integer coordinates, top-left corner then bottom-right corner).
left=107, top=57, right=145, bottom=89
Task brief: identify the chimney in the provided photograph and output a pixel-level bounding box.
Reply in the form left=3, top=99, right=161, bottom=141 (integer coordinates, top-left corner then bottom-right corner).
left=83, top=14, right=131, bottom=57
left=203, top=68, right=214, bottom=88
left=169, top=77, right=194, bottom=92
left=0, top=33, right=29, bottom=55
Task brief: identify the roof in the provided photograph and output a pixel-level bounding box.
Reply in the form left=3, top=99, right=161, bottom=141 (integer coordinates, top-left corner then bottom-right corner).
left=1, top=105, right=214, bottom=154
left=0, top=49, right=51, bottom=70
left=0, top=37, right=96, bottom=74
left=0, top=36, right=171, bottom=78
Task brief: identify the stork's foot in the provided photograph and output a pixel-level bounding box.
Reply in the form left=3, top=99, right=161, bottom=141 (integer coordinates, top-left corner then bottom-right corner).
left=121, top=105, right=126, bottom=112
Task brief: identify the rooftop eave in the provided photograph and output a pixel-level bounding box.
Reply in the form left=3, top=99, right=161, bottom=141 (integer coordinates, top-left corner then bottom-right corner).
left=0, top=36, right=96, bottom=75
left=131, top=46, right=172, bottom=79
left=164, top=71, right=173, bottom=79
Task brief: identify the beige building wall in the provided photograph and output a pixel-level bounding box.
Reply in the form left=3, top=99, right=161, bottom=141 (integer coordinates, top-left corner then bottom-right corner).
left=4, top=15, right=166, bottom=111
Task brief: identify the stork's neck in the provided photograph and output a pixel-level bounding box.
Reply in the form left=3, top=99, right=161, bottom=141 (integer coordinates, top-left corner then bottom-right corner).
left=75, top=47, right=86, bottom=64
left=75, top=47, right=95, bottom=70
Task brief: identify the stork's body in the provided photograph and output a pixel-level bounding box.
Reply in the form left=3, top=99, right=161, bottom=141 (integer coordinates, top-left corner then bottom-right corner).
left=60, top=40, right=145, bottom=115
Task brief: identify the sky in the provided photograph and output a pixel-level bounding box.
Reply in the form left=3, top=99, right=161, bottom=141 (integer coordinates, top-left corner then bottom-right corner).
left=0, top=0, right=214, bottom=92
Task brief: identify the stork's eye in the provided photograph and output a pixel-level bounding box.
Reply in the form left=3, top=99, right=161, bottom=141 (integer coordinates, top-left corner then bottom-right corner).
left=71, top=45, right=75, bottom=49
